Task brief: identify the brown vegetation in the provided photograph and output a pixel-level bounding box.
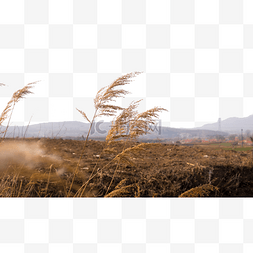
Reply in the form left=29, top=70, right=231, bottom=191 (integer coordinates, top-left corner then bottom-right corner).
left=1, top=73, right=253, bottom=197
left=0, top=138, right=253, bottom=197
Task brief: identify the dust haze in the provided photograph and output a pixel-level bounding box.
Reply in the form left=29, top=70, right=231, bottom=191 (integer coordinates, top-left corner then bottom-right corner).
left=0, top=140, right=62, bottom=170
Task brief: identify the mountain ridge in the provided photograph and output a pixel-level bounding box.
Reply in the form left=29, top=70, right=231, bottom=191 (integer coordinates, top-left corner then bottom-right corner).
left=2, top=114, right=252, bottom=139
left=196, top=114, right=253, bottom=133
left=0, top=120, right=228, bottom=140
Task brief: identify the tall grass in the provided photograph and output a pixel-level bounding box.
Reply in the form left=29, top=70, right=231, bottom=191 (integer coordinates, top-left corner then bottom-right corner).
left=68, top=72, right=142, bottom=195
left=74, top=72, right=168, bottom=196
left=0, top=81, right=39, bottom=139
left=0, top=73, right=168, bottom=197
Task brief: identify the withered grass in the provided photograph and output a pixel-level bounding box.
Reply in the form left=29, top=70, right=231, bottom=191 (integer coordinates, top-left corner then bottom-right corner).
left=1, top=73, right=233, bottom=198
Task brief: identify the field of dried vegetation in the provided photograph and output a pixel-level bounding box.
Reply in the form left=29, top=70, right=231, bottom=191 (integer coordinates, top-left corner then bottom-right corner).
left=1, top=73, right=253, bottom=197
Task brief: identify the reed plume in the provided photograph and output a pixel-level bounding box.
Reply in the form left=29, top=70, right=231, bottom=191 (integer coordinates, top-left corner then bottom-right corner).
left=106, top=100, right=168, bottom=144
left=94, top=72, right=142, bottom=118
left=106, top=99, right=141, bottom=144
left=0, top=81, right=39, bottom=138
left=129, top=106, right=168, bottom=140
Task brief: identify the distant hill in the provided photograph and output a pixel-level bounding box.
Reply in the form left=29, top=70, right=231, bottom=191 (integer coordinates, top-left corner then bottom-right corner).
left=0, top=120, right=228, bottom=140
left=196, top=114, right=253, bottom=133
left=3, top=114, right=253, bottom=139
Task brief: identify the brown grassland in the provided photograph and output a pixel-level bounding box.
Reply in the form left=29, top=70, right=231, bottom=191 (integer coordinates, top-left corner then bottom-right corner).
left=0, top=73, right=253, bottom=197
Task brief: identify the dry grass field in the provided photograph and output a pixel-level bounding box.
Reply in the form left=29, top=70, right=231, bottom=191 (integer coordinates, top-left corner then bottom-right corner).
left=0, top=138, right=253, bottom=197
left=1, top=72, right=253, bottom=197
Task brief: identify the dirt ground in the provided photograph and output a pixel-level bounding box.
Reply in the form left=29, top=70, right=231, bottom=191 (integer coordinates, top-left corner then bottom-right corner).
left=1, top=138, right=253, bottom=197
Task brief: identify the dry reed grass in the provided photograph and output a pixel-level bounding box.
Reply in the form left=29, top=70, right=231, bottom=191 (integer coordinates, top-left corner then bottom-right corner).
left=0, top=73, right=170, bottom=197
left=68, top=72, right=142, bottom=196
left=74, top=73, right=168, bottom=196
left=179, top=184, right=219, bottom=197
left=0, top=81, right=39, bottom=138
